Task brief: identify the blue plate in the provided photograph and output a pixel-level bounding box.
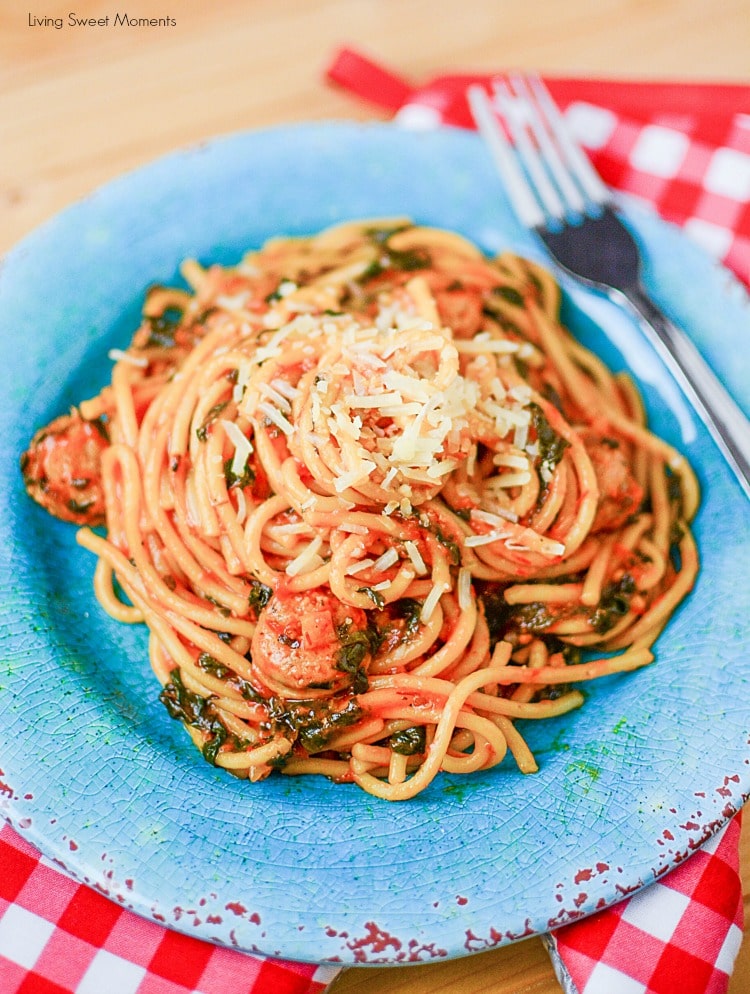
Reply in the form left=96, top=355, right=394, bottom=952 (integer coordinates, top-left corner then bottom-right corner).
left=1, top=122, right=748, bottom=965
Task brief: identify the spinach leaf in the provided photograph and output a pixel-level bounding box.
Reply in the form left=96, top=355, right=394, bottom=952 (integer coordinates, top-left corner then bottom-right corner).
left=493, top=285, right=525, bottom=306
left=389, top=726, right=426, bottom=756
left=358, top=226, right=433, bottom=282
left=432, top=526, right=461, bottom=566
left=335, top=630, right=371, bottom=694
left=224, top=457, right=255, bottom=490
left=357, top=585, right=385, bottom=609
left=388, top=598, right=422, bottom=639
left=248, top=580, right=272, bottom=617
left=591, top=574, right=636, bottom=634
left=197, top=652, right=229, bottom=679
left=479, top=583, right=554, bottom=647
left=196, top=401, right=228, bottom=442
left=268, top=697, right=363, bottom=754
left=159, top=669, right=228, bottom=765
left=530, top=402, right=569, bottom=477
left=144, top=306, right=183, bottom=347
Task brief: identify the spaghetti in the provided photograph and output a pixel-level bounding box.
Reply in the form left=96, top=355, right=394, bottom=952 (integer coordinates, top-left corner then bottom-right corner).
left=21, top=219, right=699, bottom=801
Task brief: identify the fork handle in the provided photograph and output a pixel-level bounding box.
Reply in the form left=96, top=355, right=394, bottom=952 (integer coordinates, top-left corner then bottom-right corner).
left=624, top=283, right=750, bottom=501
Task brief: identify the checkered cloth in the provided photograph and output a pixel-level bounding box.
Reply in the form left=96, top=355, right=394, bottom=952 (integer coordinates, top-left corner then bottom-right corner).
left=545, top=815, right=744, bottom=994
left=0, top=822, right=339, bottom=994
left=1, top=53, right=748, bottom=994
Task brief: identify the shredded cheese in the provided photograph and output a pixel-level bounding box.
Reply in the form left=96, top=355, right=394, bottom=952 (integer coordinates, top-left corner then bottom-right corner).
left=270, top=378, right=299, bottom=400
left=421, top=581, right=449, bottom=623
left=373, top=547, right=399, bottom=572
left=345, top=392, right=404, bottom=409
left=473, top=508, right=519, bottom=526
left=233, top=362, right=251, bottom=403
left=404, top=540, right=427, bottom=575
left=345, top=558, right=375, bottom=576
left=259, top=382, right=292, bottom=413
left=220, top=419, right=254, bottom=478
left=108, top=348, right=148, bottom=368
left=257, top=402, right=295, bottom=436
left=285, top=536, right=324, bottom=576
left=337, top=522, right=369, bottom=535
left=464, top=531, right=509, bottom=548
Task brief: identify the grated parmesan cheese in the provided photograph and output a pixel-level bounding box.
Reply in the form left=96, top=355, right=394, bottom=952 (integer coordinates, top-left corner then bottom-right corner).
left=404, top=540, right=427, bottom=575
left=220, top=419, right=254, bottom=478
left=373, top=547, right=399, bottom=572
left=420, top=581, right=449, bottom=623
left=285, top=536, right=324, bottom=576
left=258, top=401, right=295, bottom=436
left=509, top=384, right=532, bottom=404
left=464, top=531, right=509, bottom=548
left=333, top=458, right=377, bottom=494
left=345, top=392, right=404, bottom=409
left=473, top=508, right=519, bottom=526
left=108, top=348, right=148, bottom=368
left=271, top=522, right=314, bottom=535
left=259, top=382, right=292, bottom=414
left=233, top=362, right=251, bottom=403
left=345, top=558, right=375, bottom=576
left=251, top=302, right=537, bottom=507
left=270, top=378, right=299, bottom=400
left=513, top=423, right=529, bottom=451
left=382, top=466, right=398, bottom=488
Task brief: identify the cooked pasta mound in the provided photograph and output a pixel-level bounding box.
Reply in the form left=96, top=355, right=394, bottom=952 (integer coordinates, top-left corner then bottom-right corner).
left=21, top=219, right=699, bottom=800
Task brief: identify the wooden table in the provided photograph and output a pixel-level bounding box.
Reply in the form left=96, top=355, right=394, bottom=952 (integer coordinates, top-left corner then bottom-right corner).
left=2, top=2, right=748, bottom=991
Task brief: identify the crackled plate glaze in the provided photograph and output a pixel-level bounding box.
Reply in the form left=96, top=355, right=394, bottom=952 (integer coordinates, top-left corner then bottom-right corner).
left=1, top=123, right=749, bottom=965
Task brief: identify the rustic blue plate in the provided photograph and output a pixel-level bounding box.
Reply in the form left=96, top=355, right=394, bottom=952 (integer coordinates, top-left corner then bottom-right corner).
left=1, top=122, right=748, bottom=965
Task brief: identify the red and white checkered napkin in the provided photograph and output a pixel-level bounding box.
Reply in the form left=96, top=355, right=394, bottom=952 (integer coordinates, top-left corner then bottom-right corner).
left=2, top=55, right=748, bottom=994
left=0, top=821, right=339, bottom=994
left=545, top=814, right=744, bottom=994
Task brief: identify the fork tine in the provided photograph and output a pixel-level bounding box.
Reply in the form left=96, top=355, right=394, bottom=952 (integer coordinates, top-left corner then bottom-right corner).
left=466, top=84, right=546, bottom=229
left=526, top=75, right=610, bottom=206
left=508, top=73, right=587, bottom=216
left=492, top=77, right=566, bottom=222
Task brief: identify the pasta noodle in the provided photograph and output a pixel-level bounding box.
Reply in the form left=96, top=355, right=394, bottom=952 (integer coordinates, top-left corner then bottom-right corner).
left=21, top=219, right=700, bottom=801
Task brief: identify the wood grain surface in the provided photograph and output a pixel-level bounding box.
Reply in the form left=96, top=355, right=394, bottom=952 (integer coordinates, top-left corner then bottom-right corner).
left=2, top=2, right=748, bottom=991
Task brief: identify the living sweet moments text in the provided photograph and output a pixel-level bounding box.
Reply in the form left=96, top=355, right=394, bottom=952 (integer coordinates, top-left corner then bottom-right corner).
left=28, top=12, right=177, bottom=28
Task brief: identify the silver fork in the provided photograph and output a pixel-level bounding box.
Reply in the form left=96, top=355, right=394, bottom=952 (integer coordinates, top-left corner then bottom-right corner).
left=467, top=74, right=750, bottom=502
